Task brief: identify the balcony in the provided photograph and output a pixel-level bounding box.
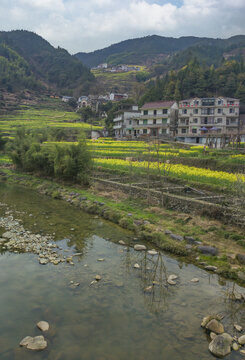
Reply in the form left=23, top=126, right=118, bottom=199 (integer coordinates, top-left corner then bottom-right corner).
left=133, top=124, right=169, bottom=129
left=113, top=115, right=123, bottom=122
left=140, top=114, right=169, bottom=119
left=113, top=124, right=124, bottom=129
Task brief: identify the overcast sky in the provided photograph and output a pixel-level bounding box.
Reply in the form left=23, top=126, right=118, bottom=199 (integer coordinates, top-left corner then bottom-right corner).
left=0, top=0, right=244, bottom=54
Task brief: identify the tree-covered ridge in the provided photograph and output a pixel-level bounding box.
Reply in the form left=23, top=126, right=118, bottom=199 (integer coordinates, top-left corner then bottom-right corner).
left=0, top=43, right=43, bottom=92
left=0, top=30, right=95, bottom=94
left=75, top=35, right=245, bottom=68
left=140, top=59, right=245, bottom=105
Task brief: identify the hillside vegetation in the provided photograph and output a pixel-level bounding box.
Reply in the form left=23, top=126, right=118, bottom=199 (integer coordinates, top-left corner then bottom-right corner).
left=0, top=30, right=95, bottom=95
left=75, top=35, right=245, bottom=68
left=140, top=59, right=245, bottom=105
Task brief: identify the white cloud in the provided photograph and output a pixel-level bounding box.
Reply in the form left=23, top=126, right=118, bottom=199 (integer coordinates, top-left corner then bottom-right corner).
left=0, top=0, right=244, bottom=53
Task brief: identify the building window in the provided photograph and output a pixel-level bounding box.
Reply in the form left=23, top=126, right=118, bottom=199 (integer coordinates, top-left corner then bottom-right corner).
left=143, top=110, right=148, bottom=115
left=193, top=118, right=198, bottom=123
left=181, top=128, right=187, bottom=134
left=162, top=118, right=167, bottom=124
left=143, top=119, right=148, bottom=125
left=153, top=119, right=156, bottom=125
left=194, top=100, right=199, bottom=106
left=154, top=110, right=157, bottom=115
left=129, top=120, right=132, bottom=125
left=183, top=109, right=187, bottom=114
left=229, top=108, right=235, bottom=113
left=143, top=129, right=147, bottom=134
left=192, top=129, right=197, bottom=134
left=162, top=129, right=167, bottom=134
left=218, top=99, right=223, bottom=105
left=194, top=109, right=198, bottom=114
left=217, top=118, right=223, bottom=123
left=129, top=130, right=131, bottom=134
left=162, top=109, right=168, bottom=114
left=217, top=108, right=222, bottom=114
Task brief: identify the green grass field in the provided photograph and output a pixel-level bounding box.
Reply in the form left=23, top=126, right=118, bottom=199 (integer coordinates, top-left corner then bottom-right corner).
left=0, top=101, right=103, bottom=137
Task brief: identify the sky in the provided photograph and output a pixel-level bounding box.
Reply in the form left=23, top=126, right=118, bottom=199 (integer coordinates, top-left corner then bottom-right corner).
left=0, top=0, right=244, bottom=54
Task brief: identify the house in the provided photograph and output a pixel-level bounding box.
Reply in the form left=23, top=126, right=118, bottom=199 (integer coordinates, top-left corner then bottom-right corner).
left=62, top=96, right=74, bottom=103
left=177, top=97, right=240, bottom=143
left=130, top=101, right=178, bottom=138
left=109, top=93, right=128, bottom=101
left=113, top=105, right=140, bottom=138
left=77, top=96, right=89, bottom=108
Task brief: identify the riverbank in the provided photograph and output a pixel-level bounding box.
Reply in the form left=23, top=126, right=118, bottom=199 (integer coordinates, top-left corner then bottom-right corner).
left=1, top=166, right=245, bottom=284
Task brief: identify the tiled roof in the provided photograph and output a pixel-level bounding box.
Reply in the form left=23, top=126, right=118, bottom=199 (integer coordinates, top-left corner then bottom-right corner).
left=141, top=101, right=175, bottom=109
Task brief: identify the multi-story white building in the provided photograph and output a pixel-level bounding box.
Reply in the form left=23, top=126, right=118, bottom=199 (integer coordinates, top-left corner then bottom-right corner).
left=113, top=105, right=140, bottom=138
left=177, top=97, right=240, bottom=142
left=129, top=101, right=178, bottom=138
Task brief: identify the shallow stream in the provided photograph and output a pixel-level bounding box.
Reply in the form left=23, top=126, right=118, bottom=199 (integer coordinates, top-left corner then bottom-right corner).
left=0, top=182, right=245, bottom=360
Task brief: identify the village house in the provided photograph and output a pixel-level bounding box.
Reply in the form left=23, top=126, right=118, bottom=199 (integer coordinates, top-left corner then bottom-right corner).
left=113, top=105, right=140, bottom=138
left=177, top=97, right=240, bottom=143
left=109, top=93, right=128, bottom=101
left=129, top=101, right=178, bottom=138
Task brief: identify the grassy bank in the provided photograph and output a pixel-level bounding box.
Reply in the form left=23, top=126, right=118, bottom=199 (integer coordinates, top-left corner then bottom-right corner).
left=1, top=166, right=245, bottom=285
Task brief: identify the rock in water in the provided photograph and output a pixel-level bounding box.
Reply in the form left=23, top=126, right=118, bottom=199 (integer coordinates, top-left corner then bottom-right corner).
left=37, top=321, right=49, bottom=332
left=191, top=278, right=199, bottom=283
left=19, top=336, right=33, bottom=346
left=20, top=335, right=47, bottom=350
left=234, top=324, right=243, bottom=332
left=238, top=335, right=245, bottom=345
left=95, top=275, right=101, bottom=281
left=147, top=250, right=158, bottom=255
left=233, top=343, right=239, bottom=351
left=26, top=336, right=47, bottom=350
left=134, top=244, right=147, bottom=251
left=134, top=263, right=140, bottom=269
left=118, top=240, right=126, bottom=245
left=167, top=274, right=178, bottom=285
left=205, top=265, right=217, bottom=272
left=209, top=333, right=232, bottom=357
left=206, top=319, right=224, bottom=334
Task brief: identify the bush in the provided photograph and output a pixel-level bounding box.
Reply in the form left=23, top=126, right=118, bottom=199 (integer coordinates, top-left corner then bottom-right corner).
left=7, top=127, right=92, bottom=185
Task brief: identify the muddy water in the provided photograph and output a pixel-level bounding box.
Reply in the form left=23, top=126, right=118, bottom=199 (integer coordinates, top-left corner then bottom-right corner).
left=0, top=182, right=245, bottom=360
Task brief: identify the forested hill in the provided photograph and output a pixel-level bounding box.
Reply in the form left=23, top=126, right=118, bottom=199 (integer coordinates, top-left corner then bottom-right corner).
left=75, top=35, right=245, bottom=68
left=139, top=59, right=245, bottom=106
left=0, top=30, right=95, bottom=94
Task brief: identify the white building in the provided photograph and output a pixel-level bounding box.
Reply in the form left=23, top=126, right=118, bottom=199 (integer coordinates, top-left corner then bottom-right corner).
left=130, top=101, right=178, bottom=138
left=177, top=97, right=240, bottom=143
left=113, top=105, right=140, bottom=138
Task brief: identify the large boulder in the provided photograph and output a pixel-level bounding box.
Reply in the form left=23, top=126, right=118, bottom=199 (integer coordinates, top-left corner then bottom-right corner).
left=206, top=319, right=224, bottom=334
left=198, top=246, right=218, bottom=256
left=209, top=333, right=232, bottom=357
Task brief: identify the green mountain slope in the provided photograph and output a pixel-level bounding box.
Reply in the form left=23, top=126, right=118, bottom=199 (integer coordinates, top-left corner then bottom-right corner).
left=75, top=35, right=245, bottom=69
left=0, top=42, right=43, bottom=92
left=0, top=30, right=94, bottom=94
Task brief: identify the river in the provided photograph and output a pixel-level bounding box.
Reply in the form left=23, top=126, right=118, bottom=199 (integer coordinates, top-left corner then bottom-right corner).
left=0, top=182, right=244, bottom=360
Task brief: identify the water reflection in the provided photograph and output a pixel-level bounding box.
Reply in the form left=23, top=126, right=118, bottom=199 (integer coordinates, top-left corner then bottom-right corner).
left=1, top=183, right=245, bottom=359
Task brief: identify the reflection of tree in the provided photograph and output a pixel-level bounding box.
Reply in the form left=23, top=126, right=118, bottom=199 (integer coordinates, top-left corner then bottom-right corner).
left=126, top=251, right=175, bottom=314
left=221, top=283, right=245, bottom=328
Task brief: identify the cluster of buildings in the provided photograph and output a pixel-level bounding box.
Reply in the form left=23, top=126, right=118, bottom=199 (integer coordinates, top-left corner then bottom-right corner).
left=113, top=97, right=242, bottom=143
left=92, top=63, right=141, bottom=73
left=62, top=93, right=129, bottom=112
